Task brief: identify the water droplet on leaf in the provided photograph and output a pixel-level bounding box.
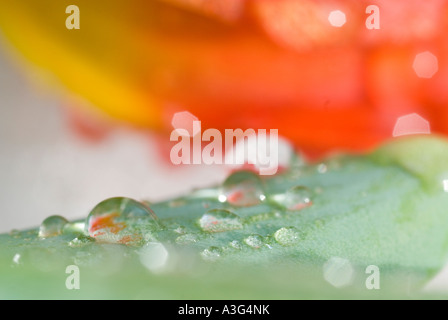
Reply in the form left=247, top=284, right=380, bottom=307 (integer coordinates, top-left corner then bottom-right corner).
left=174, top=226, right=187, bottom=234
left=273, top=227, right=301, bottom=246
left=317, top=163, right=328, bottom=174
left=283, top=186, right=313, bottom=211
left=69, top=234, right=95, bottom=247
left=85, top=197, right=157, bottom=245
left=38, top=215, right=69, bottom=238
left=229, top=240, right=242, bottom=250
left=201, top=246, right=221, bottom=262
left=175, top=233, right=198, bottom=245
left=220, top=171, right=265, bottom=206
left=244, top=234, right=265, bottom=249
left=199, top=209, right=243, bottom=232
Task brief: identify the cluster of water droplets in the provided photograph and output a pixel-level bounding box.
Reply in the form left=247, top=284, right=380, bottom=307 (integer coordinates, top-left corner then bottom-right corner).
left=29, top=148, right=323, bottom=268
left=35, top=197, right=160, bottom=248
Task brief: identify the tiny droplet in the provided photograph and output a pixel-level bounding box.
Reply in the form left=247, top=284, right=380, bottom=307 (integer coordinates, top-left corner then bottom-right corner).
left=244, top=234, right=265, bottom=249
left=199, top=209, right=243, bottom=233
left=201, top=246, right=221, bottom=262
left=273, top=227, right=301, bottom=246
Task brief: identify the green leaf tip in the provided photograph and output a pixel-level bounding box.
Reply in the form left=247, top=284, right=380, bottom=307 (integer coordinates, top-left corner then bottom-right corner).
left=370, top=135, right=448, bottom=192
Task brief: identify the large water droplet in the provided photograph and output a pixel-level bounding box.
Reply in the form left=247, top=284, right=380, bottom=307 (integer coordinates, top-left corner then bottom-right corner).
left=201, top=246, right=221, bottom=262
left=244, top=234, right=265, bottom=249
left=220, top=171, right=265, bottom=206
left=273, top=227, right=301, bottom=246
left=38, top=215, right=69, bottom=238
left=85, top=197, right=157, bottom=245
left=281, top=186, right=313, bottom=211
left=199, top=209, right=243, bottom=233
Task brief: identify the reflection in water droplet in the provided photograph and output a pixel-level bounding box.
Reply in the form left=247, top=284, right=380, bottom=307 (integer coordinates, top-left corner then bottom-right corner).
left=323, top=256, right=354, bottom=288
left=220, top=171, right=265, bottom=206
left=273, top=227, right=301, bottom=246
left=69, top=234, right=95, bottom=247
left=201, top=246, right=221, bottom=262
left=85, top=197, right=157, bottom=245
left=199, top=209, right=243, bottom=233
left=244, top=234, right=264, bottom=249
left=38, top=215, right=69, bottom=238
left=175, top=233, right=198, bottom=245
left=139, top=242, right=169, bottom=273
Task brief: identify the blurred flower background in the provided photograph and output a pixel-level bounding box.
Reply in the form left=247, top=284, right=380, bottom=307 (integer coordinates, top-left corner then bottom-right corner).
left=1, top=0, right=448, bottom=233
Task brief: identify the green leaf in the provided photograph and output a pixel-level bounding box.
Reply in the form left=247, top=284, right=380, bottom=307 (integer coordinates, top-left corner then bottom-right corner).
left=1, top=135, right=448, bottom=299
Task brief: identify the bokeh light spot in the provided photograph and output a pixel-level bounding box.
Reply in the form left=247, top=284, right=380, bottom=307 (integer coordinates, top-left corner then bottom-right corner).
left=393, top=113, right=431, bottom=137
left=171, top=111, right=199, bottom=137
left=413, top=51, right=438, bottom=78
left=328, top=10, right=346, bottom=27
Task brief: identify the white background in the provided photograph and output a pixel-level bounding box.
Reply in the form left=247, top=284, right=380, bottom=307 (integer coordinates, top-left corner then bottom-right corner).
left=0, top=42, right=226, bottom=234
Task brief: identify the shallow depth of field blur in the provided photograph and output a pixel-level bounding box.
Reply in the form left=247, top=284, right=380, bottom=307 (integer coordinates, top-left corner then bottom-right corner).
left=0, top=1, right=448, bottom=235
left=0, top=47, right=226, bottom=233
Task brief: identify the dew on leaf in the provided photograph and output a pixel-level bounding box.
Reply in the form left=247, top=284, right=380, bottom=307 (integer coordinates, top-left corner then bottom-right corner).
left=220, top=170, right=265, bottom=206
left=199, top=209, right=243, bottom=232
left=229, top=240, right=242, bottom=250
left=244, top=234, right=265, bottom=249
left=273, top=227, right=301, bottom=246
left=175, top=233, right=199, bottom=245
left=201, top=246, right=221, bottom=262
left=85, top=197, right=157, bottom=245
left=38, top=215, right=69, bottom=238
left=174, top=226, right=187, bottom=234
left=274, top=186, right=313, bottom=211
left=317, top=163, right=328, bottom=174
left=68, top=234, right=95, bottom=247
